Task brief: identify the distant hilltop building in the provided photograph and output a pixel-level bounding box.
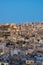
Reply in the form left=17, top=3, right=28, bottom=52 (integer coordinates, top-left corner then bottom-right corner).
left=0, top=22, right=43, bottom=43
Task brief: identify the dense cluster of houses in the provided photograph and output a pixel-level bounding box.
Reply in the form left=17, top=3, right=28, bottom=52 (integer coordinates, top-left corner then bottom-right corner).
left=0, top=22, right=43, bottom=65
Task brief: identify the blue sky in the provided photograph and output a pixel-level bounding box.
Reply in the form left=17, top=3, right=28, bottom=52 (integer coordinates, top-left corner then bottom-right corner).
left=0, top=0, right=43, bottom=24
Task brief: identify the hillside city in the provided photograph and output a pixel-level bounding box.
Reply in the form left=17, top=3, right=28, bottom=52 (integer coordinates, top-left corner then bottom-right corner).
left=0, top=22, right=43, bottom=65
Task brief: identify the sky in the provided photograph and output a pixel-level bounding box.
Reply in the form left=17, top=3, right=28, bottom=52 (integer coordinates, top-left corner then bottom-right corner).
left=0, top=0, right=43, bottom=24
